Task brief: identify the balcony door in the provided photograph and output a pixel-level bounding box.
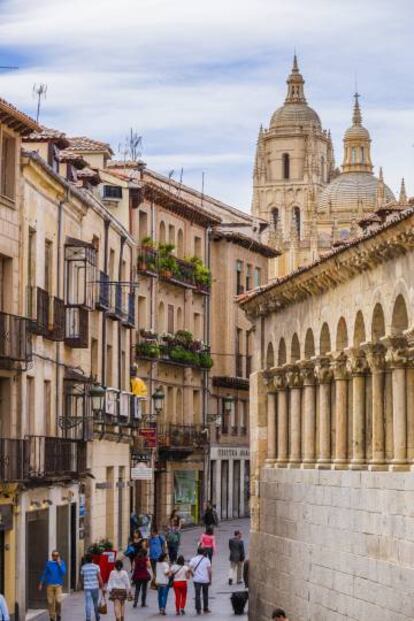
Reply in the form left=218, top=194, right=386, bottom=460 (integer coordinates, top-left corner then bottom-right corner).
left=26, top=509, right=49, bottom=610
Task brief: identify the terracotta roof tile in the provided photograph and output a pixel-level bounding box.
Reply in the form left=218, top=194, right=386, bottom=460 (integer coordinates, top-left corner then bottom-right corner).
left=0, top=96, right=40, bottom=135
left=24, top=125, right=70, bottom=148
left=65, top=136, right=114, bottom=156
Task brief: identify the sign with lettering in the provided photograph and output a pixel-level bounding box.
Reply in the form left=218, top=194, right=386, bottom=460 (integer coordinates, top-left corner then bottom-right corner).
left=138, top=428, right=157, bottom=447
left=131, top=463, right=153, bottom=481
left=209, top=446, right=250, bottom=460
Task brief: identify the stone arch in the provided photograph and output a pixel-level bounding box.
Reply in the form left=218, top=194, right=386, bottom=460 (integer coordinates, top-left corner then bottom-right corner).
left=158, top=301, right=165, bottom=332
left=371, top=303, right=385, bottom=342
left=291, top=333, right=300, bottom=362
left=304, top=328, right=315, bottom=359
left=177, top=228, right=184, bottom=258
left=320, top=322, right=331, bottom=355
left=336, top=317, right=348, bottom=351
left=159, top=220, right=166, bottom=244
left=391, top=294, right=408, bottom=335
left=278, top=338, right=287, bottom=366
left=176, top=306, right=183, bottom=330
left=353, top=310, right=366, bottom=347
left=266, top=342, right=274, bottom=369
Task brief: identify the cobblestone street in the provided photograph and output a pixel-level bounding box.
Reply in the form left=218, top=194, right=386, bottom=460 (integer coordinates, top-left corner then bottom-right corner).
left=59, top=518, right=249, bottom=621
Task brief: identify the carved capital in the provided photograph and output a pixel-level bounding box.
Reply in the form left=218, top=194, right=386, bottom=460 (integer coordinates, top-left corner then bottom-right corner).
left=331, top=352, right=348, bottom=381
left=298, top=361, right=315, bottom=386
left=285, top=364, right=302, bottom=389
left=346, top=348, right=369, bottom=376
left=363, top=343, right=386, bottom=373
left=314, top=356, right=332, bottom=384
left=382, top=336, right=409, bottom=369
left=272, top=369, right=287, bottom=391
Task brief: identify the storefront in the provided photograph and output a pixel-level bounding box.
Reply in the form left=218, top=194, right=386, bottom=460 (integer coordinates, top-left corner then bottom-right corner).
left=210, top=446, right=250, bottom=520
left=174, top=470, right=200, bottom=525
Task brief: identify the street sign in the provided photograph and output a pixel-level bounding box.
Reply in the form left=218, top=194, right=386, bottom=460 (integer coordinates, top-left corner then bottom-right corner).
left=138, top=428, right=157, bottom=447
left=131, top=463, right=153, bottom=480
left=131, top=450, right=152, bottom=463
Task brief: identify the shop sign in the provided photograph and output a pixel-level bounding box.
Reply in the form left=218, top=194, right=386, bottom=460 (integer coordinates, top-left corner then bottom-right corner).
left=131, top=463, right=153, bottom=481
left=131, top=450, right=152, bottom=463
left=209, top=446, right=250, bottom=460
left=0, top=505, right=13, bottom=531
left=138, top=428, right=157, bottom=447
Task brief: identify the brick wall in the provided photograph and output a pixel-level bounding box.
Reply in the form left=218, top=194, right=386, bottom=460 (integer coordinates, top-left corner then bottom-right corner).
left=249, top=467, right=414, bottom=621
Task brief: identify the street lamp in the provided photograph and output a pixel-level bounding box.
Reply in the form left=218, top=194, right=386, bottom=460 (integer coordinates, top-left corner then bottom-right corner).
left=151, top=387, right=165, bottom=416
left=223, top=394, right=235, bottom=415
left=90, top=384, right=106, bottom=420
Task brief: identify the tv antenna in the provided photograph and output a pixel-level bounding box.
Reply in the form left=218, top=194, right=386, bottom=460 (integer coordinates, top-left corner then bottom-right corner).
left=176, top=167, right=184, bottom=198
left=33, top=83, right=47, bottom=123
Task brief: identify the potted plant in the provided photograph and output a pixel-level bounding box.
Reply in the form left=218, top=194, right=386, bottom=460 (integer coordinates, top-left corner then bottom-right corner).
left=138, top=237, right=157, bottom=272
left=190, top=256, right=212, bottom=290
left=141, top=236, right=154, bottom=249
left=136, top=341, right=160, bottom=359
left=175, top=330, right=193, bottom=348
left=87, top=539, right=115, bottom=583
left=158, top=243, right=178, bottom=279
left=199, top=351, right=214, bottom=369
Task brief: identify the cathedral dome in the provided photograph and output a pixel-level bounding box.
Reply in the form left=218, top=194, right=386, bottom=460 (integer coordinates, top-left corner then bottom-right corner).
left=318, top=171, right=395, bottom=213
left=270, top=103, right=321, bottom=130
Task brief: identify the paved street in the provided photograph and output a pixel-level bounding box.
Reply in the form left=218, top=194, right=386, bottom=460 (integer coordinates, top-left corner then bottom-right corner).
left=60, top=518, right=249, bottom=620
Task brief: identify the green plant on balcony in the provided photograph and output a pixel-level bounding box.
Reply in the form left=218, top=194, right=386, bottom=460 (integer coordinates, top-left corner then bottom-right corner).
left=169, top=345, right=199, bottom=366
left=175, top=329, right=193, bottom=348
left=87, top=538, right=114, bottom=555
left=136, top=340, right=160, bottom=359
left=189, top=256, right=211, bottom=288
left=199, top=351, right=214, bottom=369
left=158, top=243, right=179, bottom=279
left=141, top=236, right=155, bottom=249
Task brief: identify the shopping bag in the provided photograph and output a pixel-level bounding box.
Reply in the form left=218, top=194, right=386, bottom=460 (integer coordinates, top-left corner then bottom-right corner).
left=98, top=595, right=107, bottom=615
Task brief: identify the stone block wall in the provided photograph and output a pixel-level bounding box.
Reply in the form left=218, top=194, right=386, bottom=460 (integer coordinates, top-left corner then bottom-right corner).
left=249, top=467, right=414, bottom=621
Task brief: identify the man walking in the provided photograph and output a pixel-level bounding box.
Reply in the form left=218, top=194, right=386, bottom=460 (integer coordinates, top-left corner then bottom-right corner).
left=148, top=527, right=166, bottom=587
left=228, top=530, right=245, bottom=585
left=189, top=547, right=212, bottom=615
left=80, top=554, right=104, bottom=621
left=39, top=550, right=66, bottom=621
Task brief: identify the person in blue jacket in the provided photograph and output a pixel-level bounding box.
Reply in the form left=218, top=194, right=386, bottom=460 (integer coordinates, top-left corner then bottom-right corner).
left=39, top=550, right=66, bottom=621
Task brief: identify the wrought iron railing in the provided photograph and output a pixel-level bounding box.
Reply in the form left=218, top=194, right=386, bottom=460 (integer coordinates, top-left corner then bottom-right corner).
left=0, top=438, right=29, bottom=481
left=0, top=311, right=32, bottom=368
left=157, top=424, right=208, bottom=450
left=122, top=292, right=135, bottom=328
left=96, top=271, right=110, bottom=311
left=65, top=307, right=89, bottom=348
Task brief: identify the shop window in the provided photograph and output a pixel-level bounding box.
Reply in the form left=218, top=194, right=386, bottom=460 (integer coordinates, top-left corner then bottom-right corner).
left=0, top=132, right=16, bottom=201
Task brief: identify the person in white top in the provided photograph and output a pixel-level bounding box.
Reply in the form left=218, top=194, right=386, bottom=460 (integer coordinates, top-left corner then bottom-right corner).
left=107, top=560, right=131, bottom=621
left=0, top=593, right=10, bottom=621
left=189, top=547, right=212, bottom=615
left=169, top=555, right=190, bottom=615
left=155, top=553, right=170, bottom=615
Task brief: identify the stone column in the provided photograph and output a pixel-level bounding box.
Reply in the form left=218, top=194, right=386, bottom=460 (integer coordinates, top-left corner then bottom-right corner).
left=228, top=458, right=234, bottom=518
left=239, top=459, right=245, bottom=517
left=215, top=458, right=222, bottom=519
left=299, top=361, right=316, bottom=468
left=315, top=357, right=332, bottom=468
left=332, top=353, right=348, bottom=469
left=286, top=365, right=302, bottom=467
left=265, top=387, right=277, bottom=465
left=347, top=349, right=368, bottom=469
left=385, top=337, right=409, bottom=470
left=274, top=370, right=288, bottom=467
left=365, top=343, right=386, bottom=469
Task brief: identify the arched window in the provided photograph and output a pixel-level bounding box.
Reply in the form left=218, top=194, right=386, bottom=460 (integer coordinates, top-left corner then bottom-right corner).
left=278, top=338, right=287, bottom=365
left=320, top=322, right=331, bottom=355
left=293, top=207, right=300, bottom=238
left=351, top=147, right=356, bottom=164
left=353, top=311, right=366, bottom=347
left=360, top=146, right=365, bottom=163
left=391, top=295, right=409, bottom=335
left=266, top=342, right=274, bottom=369
left=158, top=301, right=165, bottom=333
left=321, top=156, right=325, bottom=182
left=159, top=220, right=166, bottom=244
left=271, top=208, right=279, bottom=230
left=304, top=328, right=315, bottom=360
left=282, top=153, right=290, bottom=180
left=177, top=228, right=184, bottom=258
left=290, top=333, right=300, bottom=362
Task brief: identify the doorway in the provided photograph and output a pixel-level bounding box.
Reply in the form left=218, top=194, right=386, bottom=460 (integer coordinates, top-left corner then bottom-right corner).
left=26, top=510, right=49, bottom=609
left=56, top=505, right=69, bottom=592
left=70, top=503, right=77, bottom=590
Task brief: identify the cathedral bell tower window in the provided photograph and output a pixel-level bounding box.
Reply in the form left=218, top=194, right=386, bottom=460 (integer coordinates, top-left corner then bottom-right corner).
left=293, top=207, right=301, bottom=238
left=272, top=208, right=279, bottom=230
left=282, top=153, right=290, bottom=180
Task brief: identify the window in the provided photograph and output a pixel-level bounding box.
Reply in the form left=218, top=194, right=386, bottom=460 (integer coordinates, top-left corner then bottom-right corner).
left=293, top=207, right=301, bottom=238
left=253, top=267, right=261, bottom=288
left=138, top=210, right=148, bottom=242
left=236, top=328, right=243, bottom=377
left=106, top=344, right=113, bottom=386
left=0, top=132, right=16, bottom=201
left=282, top=153, right=290, bottom=180
left=351, top=147, right=356, bottom=164
left=91, top=337, right=98, bottom=379
left=64, top=241, right=96, bottom=309
left=44, top=380, right=52, bottom=435
left=236, top=260, right=243, bottom=295
left=44, top=240, right=53, bottom=293
left=271, top=208, right=279, bottom=230
left=26, top=376, right=35, bottom=436
left=0, top=254, right=12, bottom=313
left=167, top=304, right=174, bottom=334
left=158, top=301, right=165, bottom=332
left=159, top=221, right=166, bottom=244
left=193, top=312, right=201, bottom=339
left=103, top=185, right=122, bottom=200
left=246, top=264, right=252, bottom=291
left=361, top=146, right=365, bottom=163
left=168, top=224, right=175, bottom=246
left=194, top=236, right=202, bottom=258
left=177, top=229, right=184, bottom=258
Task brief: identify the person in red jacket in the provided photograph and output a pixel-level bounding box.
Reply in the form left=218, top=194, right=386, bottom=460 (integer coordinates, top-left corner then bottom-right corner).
left=132, top=549, right=151, bottom=608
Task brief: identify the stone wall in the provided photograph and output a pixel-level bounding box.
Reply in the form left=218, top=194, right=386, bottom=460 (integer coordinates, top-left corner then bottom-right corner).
left=250, top=467, right=414, bottom=621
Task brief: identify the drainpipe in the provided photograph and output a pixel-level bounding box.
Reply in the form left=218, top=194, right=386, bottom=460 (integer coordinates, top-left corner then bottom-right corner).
left=202, top=225, right=212, bottom=510
left=56, top=192, right=66, bottom=435
left=101, top=220, right=110, bottom=386
left=117, top=237, right=126, bottom=409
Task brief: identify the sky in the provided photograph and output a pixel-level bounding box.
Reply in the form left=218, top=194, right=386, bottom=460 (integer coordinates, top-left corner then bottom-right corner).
left=0, top=0, right=414, bottom=211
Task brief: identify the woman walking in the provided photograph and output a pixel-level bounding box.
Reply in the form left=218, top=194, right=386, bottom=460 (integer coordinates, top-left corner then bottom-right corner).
left=170, top=554, right=190, bottom=616
left=107, top=560, right=131, bottom=621
left=132, top=549, right=151, bottom=608
left=199, top=526, right=216, bottom=562
left=167, top=509, right=182, bottom=563
left=155, top=553, right=170, bottom=615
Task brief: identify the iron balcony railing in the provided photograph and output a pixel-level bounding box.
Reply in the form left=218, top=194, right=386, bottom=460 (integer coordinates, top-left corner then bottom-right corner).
left=96, top=271, right=110, bottom=311
left=65, top=307, right=89, bottom=348
left=157, top=424, right=208, bottom=451
left=28, top=288, right=65, bottom=341
left=122, top=293, right=135, bottom=329
left=0, top=311, right=32, bottom=369
left=0, top=436, right=87, bottom=481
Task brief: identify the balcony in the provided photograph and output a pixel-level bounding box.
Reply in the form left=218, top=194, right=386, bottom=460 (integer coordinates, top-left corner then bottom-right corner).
left=28, top=288, right=65, bottom=341
left=0, top=436, right=87, bottom=482
left=107, top=283, right=124, bottom=321
left=0, top=311, right=32, bottom=370
left=96, top=271, right=110, bottom=311
left=137, top=247, right=158, bottom=276
left=49, top=297, right=65, bottom=341
left=136, top=330, right=213, bottom=370
left=122, top=292, right=135, bottom=329
left=65, top=307, right=89, bottom=348
left=158, top=424, right=208, bottom=459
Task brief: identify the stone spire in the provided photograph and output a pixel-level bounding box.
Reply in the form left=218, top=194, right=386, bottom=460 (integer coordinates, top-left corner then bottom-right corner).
left=375, top=167, right=386, bottom=209
left=253, top=125, right=264, bottom=178
left=399, top=177, right=408, bottom=205
left=342, top=93, right=373, bottom=174
left=285, top=54, right=307, bottom=104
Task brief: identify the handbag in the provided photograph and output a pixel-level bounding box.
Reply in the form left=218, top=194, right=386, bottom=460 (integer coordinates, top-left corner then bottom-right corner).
left=168, top=568, right=178, bottom=588
left=98, top=595, right=107, bottom=615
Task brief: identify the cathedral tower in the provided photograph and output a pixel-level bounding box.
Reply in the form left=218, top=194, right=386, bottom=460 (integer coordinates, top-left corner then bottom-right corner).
left=252, top=56, right=334, bottom=275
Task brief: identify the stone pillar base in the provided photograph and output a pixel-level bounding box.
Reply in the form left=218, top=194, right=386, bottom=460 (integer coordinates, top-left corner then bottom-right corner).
left=390, top=463, right=410, bottom=472
left=301, top=461, right=316, bottom=470
left=332, top=461, right=348, bottom=470
left=349, top=462, right=367, bottom=470
left=316, top=460, right=331, bottom=470
left=264, top=459, right=277, bottom=467
left=368, top=462, right=388, bottom=471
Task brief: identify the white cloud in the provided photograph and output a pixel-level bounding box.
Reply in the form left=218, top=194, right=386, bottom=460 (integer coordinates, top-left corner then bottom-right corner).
left=0, top=0, right=413, bottom=209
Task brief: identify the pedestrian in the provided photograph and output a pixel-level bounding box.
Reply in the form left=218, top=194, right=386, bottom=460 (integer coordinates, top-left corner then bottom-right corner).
left=202, top=502, right=216, bottom=529
left=80, top=554, right=104, bottom=621
left=155, top=553, right=170, bottom=615
left=149, top=528, right=166, bottom=588
left=189, top=546, right=212, bottom=615
left=228, top=530, right=245, bottom=585
left=167, top=528, right=181, bottom=563
left=212, top=504, right=219, bottom=527
left=169, top=554, right=190, bottom=616
left=169, top=508, right=182, bottom=531
left=38, top=549, right=66, bottom=621
left=132, top=549, right=151, bottom=608
left=107, top=559, right=131, bottom=621
left=199, top=526, right=216, bottom=562
left=272, top=609, right=289, bottom=620
left=0, top=593, right=10, bottom=621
